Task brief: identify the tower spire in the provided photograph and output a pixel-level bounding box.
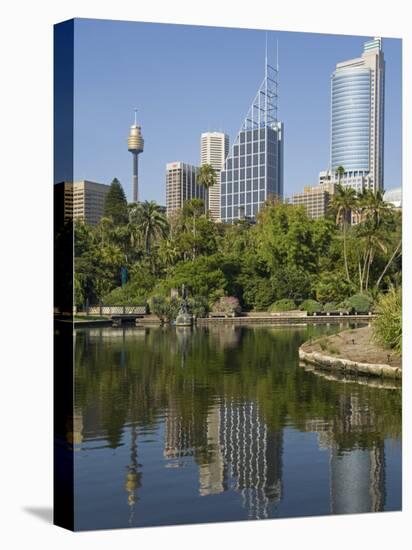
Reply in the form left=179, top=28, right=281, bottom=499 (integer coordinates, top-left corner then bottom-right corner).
left=276, top=39, right=279, bottom=71
left=133, top=108, right=137, bottom=126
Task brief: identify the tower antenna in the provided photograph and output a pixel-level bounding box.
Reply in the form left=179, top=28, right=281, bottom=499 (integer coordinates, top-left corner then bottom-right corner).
left=133, top=108, right=137, bottom=126
left=276, top=38, right=279, bottom=71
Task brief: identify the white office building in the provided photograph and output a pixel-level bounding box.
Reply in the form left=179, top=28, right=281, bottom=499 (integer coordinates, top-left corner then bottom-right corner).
left=200, top=132, right=229, bottom=221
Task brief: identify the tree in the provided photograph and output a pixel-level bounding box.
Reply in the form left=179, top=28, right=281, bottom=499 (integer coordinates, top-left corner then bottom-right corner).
left=329, top=184, right=357, bottom=283
left=104, top=178, right=128, bottom=225
left=354, top=190, right=398, bottom=292
left=134, top=201, right=169, bottom=255
left=335, top=165, right=345, bottom=185
left=197, top=164, right=217, bottom=213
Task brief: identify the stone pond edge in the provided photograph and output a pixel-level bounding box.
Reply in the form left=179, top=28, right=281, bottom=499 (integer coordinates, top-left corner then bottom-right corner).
left=298, top=347, right=402, bottom=380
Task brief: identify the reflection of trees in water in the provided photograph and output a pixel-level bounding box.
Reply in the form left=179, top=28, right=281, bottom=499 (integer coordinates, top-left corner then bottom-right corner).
left=74, top=325, right=401, bottom=517
left=207, top=325, right=242, bottom=351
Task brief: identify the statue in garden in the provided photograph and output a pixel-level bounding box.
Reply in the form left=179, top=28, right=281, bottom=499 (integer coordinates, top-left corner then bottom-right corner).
left=175, top=284, right=193, bottom=326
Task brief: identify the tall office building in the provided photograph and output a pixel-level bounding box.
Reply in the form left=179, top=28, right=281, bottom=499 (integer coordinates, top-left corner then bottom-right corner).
left=220, top=54, right=284, bottom=222
left=331, top=37, right=385, bottom=192
left=55, top=180, right=110, bottom=226
left=165, top=161, right=204, bottom=217
left=200, top=132, right=229, bottom=221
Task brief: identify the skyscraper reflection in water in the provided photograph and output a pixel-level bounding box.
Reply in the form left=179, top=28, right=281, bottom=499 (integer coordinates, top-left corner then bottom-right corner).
left=164, top=397, right=283, bottom=520
left=329, top=393, right=385, bottom=513
left=219, top=400, right=282, bottom=519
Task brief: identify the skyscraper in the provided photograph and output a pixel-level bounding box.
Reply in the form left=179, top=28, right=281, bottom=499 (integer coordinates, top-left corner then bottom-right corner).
left=220, top=52, right=284, bottom=223
left=55, top=180, right=110, bottom=226
left=127, top=109, right=144, bottom=203
left=165, top=161, right=204, bottom=217
left=331, top=37, right=385, bottom=192
left=200, top=132, right=229, bottom=221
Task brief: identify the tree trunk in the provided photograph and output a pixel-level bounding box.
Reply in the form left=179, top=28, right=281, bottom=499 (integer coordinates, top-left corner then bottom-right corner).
left=375, top=239, right=402, bottom=289
left=343, top=220, right=351, bottom=283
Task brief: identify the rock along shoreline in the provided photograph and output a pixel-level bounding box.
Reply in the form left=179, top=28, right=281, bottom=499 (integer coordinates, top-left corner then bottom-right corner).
left=299, top=329, right=402, bottom=380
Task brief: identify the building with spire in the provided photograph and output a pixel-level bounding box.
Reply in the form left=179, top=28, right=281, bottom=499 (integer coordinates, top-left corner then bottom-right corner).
left=220, top=45, right=284, bottom=222
left=200, top=132, right=229, bottom=221
left=127, top=109, right=144, bottom=203
left=331, top=37, right=385, bottom=192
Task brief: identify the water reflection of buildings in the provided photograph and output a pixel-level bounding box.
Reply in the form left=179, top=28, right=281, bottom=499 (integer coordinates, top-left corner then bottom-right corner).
left=330, top=393, right=385, bottom=514
left=219, top=400, right=283, bottom=519
left=124, top=424, right=142, bottom=524
left=164, top=398, right=207, bottom=461
left=164, top=399, right=283, bottom=519
left=305, top=392, right=386, bottom=514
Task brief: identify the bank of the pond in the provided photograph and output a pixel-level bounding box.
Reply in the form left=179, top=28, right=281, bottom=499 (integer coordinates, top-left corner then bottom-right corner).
left=73, top=312, right=375, bottom=328
left=299, top=326, right=401, bottom=380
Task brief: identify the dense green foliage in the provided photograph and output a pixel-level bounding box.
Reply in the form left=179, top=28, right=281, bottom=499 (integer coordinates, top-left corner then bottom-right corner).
left=373, top=287, right=402, bottom=355
left=347, top=293, right=374, bottom=313
left=299, top=299, right=322, bottom=313
left=104, top=178, right=128, bottom=224
left=74, top=180, right=402, bottom=318
left=269, top=299, right=297, bottom=312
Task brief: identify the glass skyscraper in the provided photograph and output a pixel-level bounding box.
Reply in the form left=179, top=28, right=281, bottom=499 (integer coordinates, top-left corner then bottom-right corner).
left=220, top=58, right=284, bottom=222
left=331, top=37, right=385, bottom=192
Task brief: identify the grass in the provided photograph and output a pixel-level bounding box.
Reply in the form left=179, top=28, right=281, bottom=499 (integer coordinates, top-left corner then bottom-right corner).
left=317, top=338, right=340, bottom=355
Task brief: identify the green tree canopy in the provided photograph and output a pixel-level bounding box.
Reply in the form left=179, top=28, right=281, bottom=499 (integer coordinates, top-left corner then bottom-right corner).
left=104, top=178, right=128, bottom=225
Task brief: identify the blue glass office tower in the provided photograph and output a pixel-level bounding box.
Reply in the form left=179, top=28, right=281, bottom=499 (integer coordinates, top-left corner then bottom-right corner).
left=331, top=37, right=385, bottom=192
left=220, top=57, right=284, bottom=222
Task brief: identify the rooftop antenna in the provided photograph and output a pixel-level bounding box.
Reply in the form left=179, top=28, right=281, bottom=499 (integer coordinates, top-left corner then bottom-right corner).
left=276, top=38, right=279, bottom=71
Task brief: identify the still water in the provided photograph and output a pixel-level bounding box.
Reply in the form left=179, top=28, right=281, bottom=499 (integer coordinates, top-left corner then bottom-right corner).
left=73, top=324, right=401, bottom=530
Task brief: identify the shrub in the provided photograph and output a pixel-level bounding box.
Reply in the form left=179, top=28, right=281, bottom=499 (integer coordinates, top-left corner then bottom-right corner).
left=347, top=293, right=373, bottom=314
left=103, top=284, right=147, bottom=306
left=299, top=299, right=322, bottom=313
left=269, top=299, right=296, bottom=312
left=150, top=295, right=180, bottom=323
left=323, top=302, right=338, bottom=313
left=212, top=296, right=241, bottom=315
left=189, top=296, right=209, bottom=318
left=373, top=287, right=402, bottom=355
left=336, top=300, right=352, bottom=313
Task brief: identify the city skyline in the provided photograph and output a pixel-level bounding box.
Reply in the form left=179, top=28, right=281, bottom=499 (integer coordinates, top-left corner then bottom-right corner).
left=67, top=19, right=401, bottom=204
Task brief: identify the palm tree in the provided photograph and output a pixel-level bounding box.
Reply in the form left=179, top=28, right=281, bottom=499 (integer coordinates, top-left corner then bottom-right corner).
left=182, top=198, right=205, bottom=259
left=355, top=188, right=397, bottom=291
left=134, top=201, right=169, bottom=255
left=360, top=188, right=393, bottom=229
left=197, top=164, right=217, bottom=213
left=335, top=165, right=345, bottom=185
left=329, top=184, right=358, bottom=282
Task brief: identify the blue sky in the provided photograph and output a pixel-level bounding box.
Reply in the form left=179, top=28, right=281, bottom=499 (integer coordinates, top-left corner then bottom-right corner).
left=72, top=18, right=402, bottom=203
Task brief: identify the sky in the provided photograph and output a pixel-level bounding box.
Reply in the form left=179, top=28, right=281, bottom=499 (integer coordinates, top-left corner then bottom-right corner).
left=70, top=18, right=402, bottom=203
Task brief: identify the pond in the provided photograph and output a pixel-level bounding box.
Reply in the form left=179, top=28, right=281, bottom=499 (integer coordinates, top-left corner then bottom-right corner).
left=73, top=324, right=401, bottom=530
